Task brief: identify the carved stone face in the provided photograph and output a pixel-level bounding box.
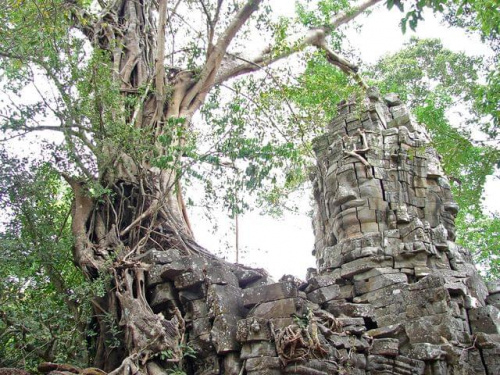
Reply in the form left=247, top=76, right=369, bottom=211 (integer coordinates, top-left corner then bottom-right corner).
left=327, top=162, right=386, bottom=243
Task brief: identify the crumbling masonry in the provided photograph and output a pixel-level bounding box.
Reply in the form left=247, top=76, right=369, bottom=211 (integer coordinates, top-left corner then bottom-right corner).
left=137, top=89, right=500, bottom=374
left=35, top=90, right=500, bottom=375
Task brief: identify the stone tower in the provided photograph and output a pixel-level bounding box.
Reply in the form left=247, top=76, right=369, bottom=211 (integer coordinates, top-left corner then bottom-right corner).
left=309, top=88, right=500, bottom=374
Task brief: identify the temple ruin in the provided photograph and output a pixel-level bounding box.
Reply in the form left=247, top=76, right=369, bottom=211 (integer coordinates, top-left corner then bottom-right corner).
left=36, top=90, right=500, bottom=374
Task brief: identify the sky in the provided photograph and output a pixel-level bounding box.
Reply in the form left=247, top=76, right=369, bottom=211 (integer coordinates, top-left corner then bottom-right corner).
left=189, top=1, right=499, bottom=281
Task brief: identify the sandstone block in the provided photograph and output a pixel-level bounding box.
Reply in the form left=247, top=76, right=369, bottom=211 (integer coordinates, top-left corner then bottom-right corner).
left=305, top=274, right=338, bottom=292
left=236, top=317, right=271, bottom=343
left=325, top=301, right=374, bottom=318
left=353, top=267, right=400, bottom=281
left=354, top=273, right=407, bottom=294
left=232, top=265, right=268, bottom=288
left=487, top=280, right=500, bottom=295
left=242, top=281, right=297, bottom=308
left=191, top=317, right=211, bottom=338
left=240, top=341, right=276, bottom=359
left=178, top=287, right=206, bottom=305
left=174, top=270, right=204, bottom=289
left=211, top=314, right=240, bottom=353
left=407, top=343, right=446, bottom=361
left=340, top=256, right=393, bottom=279
left=207, top=284, right=244, bottom=317
left=405, top=314, right=460, bottom=344
left=250, top=298, right=305, bottom=319
left=222, top=353, right=242, bottom=375
left=468, top=305, right=500, bottom=334
left=245, top=357, right=280, bottom=372
left=283, top=359, right=339, bottom=374
left=185, top=298, right=209, bottom=320
left=366, top=323, right=404, bottom=339
left=204, top=262, right=239, bottom=286
left=486, top=293, right=500, bottom=309
left=307, top=284, right=341, bottom=304
left=370, top=338, right=399, bottom=356
left=139, top=248, right=182, bottom=264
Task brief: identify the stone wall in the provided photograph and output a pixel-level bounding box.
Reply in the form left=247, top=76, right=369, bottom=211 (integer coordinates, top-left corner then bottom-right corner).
left=36, top=89, right=500, bottom=375
left=140, top=89, right=500, bottom=374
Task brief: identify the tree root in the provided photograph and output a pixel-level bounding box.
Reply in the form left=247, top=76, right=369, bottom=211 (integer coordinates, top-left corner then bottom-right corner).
left=271, top=309, right=338, bottom=367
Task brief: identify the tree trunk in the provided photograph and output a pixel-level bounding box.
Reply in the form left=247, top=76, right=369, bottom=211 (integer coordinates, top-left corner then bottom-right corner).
left=66, top=1, right=215, bottom=372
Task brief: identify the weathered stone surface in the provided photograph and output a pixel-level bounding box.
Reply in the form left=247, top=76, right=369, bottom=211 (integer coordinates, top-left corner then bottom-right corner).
left=325, top=301, right=375, bottom=317
left=405, top=314, right=462, bottom=344
left=240, top=341, right=277, bottom=359
left=242, top=281, right=298, bottom=307
left=245, top=356, right=281, bottom=372
left=232, top=266, right=269, bottom=288
left=407, top=343, right=447, bottom=361
left=487, top=280, right=500, bottom=295
left=468, top=305, right=500, bottom=334
left=148, top=281, right=177, bottom=311
left=354, top=273, right=407, bottom=294
left=206, top=284, right=244, bottom=317
left=486, top=293, right=500, bottom=309
left=236, top=317, right=272, bottom=342
left=222, top=353, right=242, bottom=375
left=138, top=248, right=182, bottom=264
left=178, top=287, right=206, bottom=305
left=481, top=346, right=500, bottom=375
left=204, top=262, right=239, bottom=286
left=306, top=283, right=341, bottom=304
left=146, top=264, right=170, bottom=286
left=211, top=314, right=240, bottom=353
left=304, top=274, right=338, bottom=293
left=249, top=298, right=305, bottom=319
left=367, top=355, right=425, bottom=374
left=340, top=256, right=393, bottom=279
left=191, top=317, right=211, bottom=338
left=185, top=298, right=209, bottom=320
left=283, top=359, right=339, bottom=374
left=174, top=270, right=204, bottom=289
left=367, top=323, right=405, bottom=339
left=370, top=338, right=399, bottom=356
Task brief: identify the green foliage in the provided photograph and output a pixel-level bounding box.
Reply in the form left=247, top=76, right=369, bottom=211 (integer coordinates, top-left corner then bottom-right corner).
left=285, top=52, right=364, bottom=124
left=296, top=0, right=350, bottom=28
left=194, top=75, right=311, bottom=217
left=386, top=0, right=500, bottom=40
left=0, top=154, right=91, bottom=369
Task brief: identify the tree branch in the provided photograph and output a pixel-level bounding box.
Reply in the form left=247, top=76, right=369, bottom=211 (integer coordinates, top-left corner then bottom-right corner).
left=215, top=0, right=382, bottom=84
left=181, top=0, right=264, bottom=115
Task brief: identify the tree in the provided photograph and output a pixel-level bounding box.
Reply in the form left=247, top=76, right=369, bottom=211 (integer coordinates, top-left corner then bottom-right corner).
left=0, top=157, right=90, bottom=369
left=0, top=0, right=497, bottom=373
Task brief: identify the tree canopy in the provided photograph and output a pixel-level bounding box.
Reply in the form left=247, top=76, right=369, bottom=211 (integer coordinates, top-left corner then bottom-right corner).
left=0, top=0, right=498, bottom=372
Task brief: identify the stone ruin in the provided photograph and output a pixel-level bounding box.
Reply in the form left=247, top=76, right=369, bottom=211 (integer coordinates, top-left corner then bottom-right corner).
left=36, top=90, right=500, bottom=374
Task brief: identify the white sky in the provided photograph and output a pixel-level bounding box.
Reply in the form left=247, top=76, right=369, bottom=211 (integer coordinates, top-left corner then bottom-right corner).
left=189, top=2, right=499, bottom=281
